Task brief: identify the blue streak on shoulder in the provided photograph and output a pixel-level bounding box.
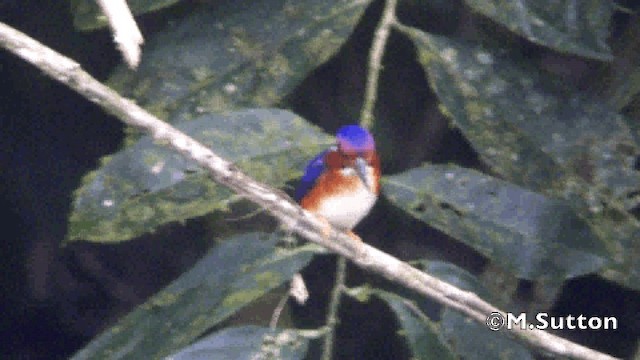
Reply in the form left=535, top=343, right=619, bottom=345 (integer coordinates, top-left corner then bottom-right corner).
left=295, top=149, right=328, bottom=202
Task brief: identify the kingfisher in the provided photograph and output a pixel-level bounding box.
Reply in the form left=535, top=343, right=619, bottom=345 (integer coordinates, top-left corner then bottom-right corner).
left=295, top=125, right=380, bottom=241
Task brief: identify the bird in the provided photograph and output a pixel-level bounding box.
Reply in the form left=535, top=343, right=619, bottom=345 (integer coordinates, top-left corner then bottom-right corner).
left=295, top=124, right=380, bottom=242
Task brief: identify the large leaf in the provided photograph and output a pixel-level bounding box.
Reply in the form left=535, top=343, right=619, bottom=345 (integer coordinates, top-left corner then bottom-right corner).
left=169, top=326, right=309, bottom=360
left=67, top=108, right=332, bottom=242
left=383, top=164, right=609, bottom=281
left=464, top=0, right=613, bottom=61
left=403, top=27, right=640, bottom=290
left=107, top=0, right=370, bottom=123
left=405, top=29, right=637, bottom=203
left=71, top=0, right=182, bottom=31
left=375, top=291, right=456, bottom=360
left=425, top=261, right=535, bottom=360
left=71, top=233, right=317, bottom=359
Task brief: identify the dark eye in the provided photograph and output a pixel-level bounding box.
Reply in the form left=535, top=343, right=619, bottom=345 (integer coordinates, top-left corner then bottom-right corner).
left=339, top=153, right=351, bottom=168
left=341, top=155, right=349, bottom=168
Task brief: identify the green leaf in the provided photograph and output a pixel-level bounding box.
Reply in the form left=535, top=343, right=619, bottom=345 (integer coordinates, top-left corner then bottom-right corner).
left=70, top=233, right=317, bottom=359
left=403, top=27, right=640, bottom=291
left=67, top=108, right=332, bottom=242
left=607, top=67, right=640, bottom=112
left=375, top=291, right=455, bottom=360
left=169, top=326, right=309, bottom=360
left=599, top=221, right=640, bottom=291
left=71, top=0, right=182, bottom=31
left=107, top=0, right=370, bottom=122
left=464, top=0, right=613, bottom=61
left=383, top=164, right=609, bottom=281
left=425, top=261, right=535, bottom=360
left=405, top=29, right=637, bottom=203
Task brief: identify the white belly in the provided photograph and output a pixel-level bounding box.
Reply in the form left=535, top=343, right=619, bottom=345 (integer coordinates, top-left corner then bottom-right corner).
left=315, top=182, right=377, bottom=230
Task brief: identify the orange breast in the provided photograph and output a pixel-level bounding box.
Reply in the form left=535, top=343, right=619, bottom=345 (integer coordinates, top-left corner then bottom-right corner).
left=300, top=166, right=379, bottom=230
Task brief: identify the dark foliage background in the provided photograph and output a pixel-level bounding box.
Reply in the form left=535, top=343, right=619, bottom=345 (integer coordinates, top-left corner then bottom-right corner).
left=0, top=0, right=639, bottom=359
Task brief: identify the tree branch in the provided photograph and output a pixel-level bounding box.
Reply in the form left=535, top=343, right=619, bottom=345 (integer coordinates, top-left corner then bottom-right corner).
left=96, top=0, right=144, bottom=68
left=359, top=0, right=397, bottom=129
left=321, top=256, right=347, bottom=360
left=0, top=21, right=618, bottom=360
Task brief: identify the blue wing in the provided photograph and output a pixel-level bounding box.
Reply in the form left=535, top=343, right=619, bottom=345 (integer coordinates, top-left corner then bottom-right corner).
left=294, top=149, right=328, bottom=202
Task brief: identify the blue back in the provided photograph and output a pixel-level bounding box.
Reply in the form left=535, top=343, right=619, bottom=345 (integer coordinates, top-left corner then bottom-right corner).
left=294, top=149, right=328, bottom=202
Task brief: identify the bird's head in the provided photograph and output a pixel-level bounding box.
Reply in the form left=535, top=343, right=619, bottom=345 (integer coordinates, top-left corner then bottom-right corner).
left=327, top=125, right=378, bottom=191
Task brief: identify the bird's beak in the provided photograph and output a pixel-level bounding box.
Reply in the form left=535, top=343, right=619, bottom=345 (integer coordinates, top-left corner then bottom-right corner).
left=355, top=157, right=371, bottom=191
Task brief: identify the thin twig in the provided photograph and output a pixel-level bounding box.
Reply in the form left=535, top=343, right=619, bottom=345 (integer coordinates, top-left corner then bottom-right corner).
left=270, top=273, right=310, bottom=329
left=403, top=299, right=433, bottom=324
left=359, top=0, right=397, bottom=129
left=0, top=22, right=619, bottom=360
left=96, top=0, right=144, bottom=68
left=321, top=256, right=348, bottom=360
left=269, top=292, right=290, bottom=330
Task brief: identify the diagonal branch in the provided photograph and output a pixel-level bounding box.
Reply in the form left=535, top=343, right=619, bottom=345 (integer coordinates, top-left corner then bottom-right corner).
left=0, top=21, right=618, bottom=360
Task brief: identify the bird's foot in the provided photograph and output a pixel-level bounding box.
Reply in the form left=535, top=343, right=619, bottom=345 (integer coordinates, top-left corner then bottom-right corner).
left=347, top=231, right=362, bottom=242
left=317, top=216, right=334, bottom=239
left=347, top=231, right=367, bottom=259
left=314, top=217, right=367, bottom=259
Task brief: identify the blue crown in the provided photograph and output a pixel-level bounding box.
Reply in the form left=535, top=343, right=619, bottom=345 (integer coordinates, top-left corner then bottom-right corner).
left=336, top=125, right=374, bottom=152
